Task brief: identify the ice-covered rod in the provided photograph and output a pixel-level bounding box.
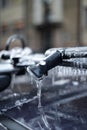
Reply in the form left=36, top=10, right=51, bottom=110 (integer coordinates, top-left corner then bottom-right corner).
left=29, top=47, right=87, bottom=78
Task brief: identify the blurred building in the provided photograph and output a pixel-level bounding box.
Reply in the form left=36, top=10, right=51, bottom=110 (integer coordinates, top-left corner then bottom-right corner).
left=31, top=0, right=82, bottom=50
left=0, top=0, right=87, bottom=51
left=0, top=0, right=24, bottom=49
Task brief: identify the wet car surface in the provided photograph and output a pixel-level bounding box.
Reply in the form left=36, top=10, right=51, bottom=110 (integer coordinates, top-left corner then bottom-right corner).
left=0, top=72, right=87, bottom=130
left=2, top=93, right=87, bottom=130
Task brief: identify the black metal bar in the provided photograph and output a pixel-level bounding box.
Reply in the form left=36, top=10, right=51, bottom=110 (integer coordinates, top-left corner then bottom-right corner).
left=60, top=60, right=87, bottom=69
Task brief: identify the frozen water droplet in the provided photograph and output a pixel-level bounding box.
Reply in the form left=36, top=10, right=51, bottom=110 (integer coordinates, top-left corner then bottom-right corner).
left=35, top=79, right=43, bottom=108
left=17, top=106, right=21, bottom=110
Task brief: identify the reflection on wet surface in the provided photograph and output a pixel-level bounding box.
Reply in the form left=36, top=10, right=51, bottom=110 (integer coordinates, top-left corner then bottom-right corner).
left=3, top=96, right=87, bottom=130
left=0, top=79, right=87, bottom=130
left=1, top=66, right=87, bottom=129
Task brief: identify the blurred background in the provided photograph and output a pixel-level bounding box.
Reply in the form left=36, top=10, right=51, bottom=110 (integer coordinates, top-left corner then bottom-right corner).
left=0, top=0, right=87, bottom=52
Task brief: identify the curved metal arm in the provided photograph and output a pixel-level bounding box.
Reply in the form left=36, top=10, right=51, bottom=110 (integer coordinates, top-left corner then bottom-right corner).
left=28, top=50, right=62, bottom=78
left=5, top=34, right=26, bottom=50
